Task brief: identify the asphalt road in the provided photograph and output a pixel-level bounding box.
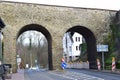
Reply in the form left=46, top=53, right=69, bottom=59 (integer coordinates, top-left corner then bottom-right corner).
left=67, top=69, right=120, bottom=80
left=24, top=69, right=71, bottom=80
left=24, top=68, right=120, bottom=80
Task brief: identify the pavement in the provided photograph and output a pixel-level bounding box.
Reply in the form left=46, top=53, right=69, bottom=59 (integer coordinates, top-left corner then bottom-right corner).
left=6, top=69, right=25, bottom=80
left=5, top=69, right=120, bottom=80
left=101, top=69, right=120, bottom=74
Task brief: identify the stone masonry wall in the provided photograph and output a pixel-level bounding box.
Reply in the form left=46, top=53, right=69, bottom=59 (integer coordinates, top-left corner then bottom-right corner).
left=0, top=2, right=116, bottom=72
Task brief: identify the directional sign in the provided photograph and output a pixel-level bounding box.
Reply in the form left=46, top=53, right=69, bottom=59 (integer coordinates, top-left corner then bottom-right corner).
left=61, top=62, right=67, bottom=69
left=97, top=45, right=108, bottom=52
left=17, top=58, right=21, bottom=63
left=97, top=45, right=108, bottom=70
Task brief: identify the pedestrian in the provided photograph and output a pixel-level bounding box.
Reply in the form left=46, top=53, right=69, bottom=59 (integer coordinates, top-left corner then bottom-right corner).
left=0, top=60, right=7, bottom=80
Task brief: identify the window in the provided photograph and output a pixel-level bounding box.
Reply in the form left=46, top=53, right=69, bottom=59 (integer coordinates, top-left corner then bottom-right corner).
left=76, top=37, right=77, bottom=41
left=69, top=46, right=72, bottom=51
left=78, top=37, right=80, bottom=42
left=79, top=46, right=81, bottom=50
left=76, top=46, right=78, bottom=50
left=69, top=56, right=72, bottom=62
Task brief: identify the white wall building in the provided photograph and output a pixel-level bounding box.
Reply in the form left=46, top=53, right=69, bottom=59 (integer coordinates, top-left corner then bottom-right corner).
left=63, top=32, right=83, bottom=62
left=63, top=32, right=73, bottom=62
left=72, top=32, right=82, bottom=57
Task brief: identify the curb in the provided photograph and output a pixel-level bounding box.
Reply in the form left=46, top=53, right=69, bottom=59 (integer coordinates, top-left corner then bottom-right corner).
left=72, top=68, right=120, bottom=74
left=90, top=69, right=120, bottom=74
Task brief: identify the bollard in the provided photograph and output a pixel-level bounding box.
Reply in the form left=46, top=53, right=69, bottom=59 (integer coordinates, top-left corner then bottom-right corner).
left=97, top=59, right=101, bottom=70
left=112, top=57, right=116, bottom=72
left=10, top=68, right=12, bottom=74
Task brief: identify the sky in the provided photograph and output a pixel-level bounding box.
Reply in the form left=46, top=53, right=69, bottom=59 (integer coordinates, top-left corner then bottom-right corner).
left=2, top=0, right=120, bottom=11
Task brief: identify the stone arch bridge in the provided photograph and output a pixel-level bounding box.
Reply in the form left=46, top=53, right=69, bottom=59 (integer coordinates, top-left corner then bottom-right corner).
left=0, top=1, right=117, bottom=72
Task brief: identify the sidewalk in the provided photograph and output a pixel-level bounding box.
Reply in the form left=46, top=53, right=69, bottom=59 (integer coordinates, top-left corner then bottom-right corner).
left=101, top=69, right=120, bottom=74
left=6, top=69, right=24, bottom=80
left=90, top=69, right=120, bottom=74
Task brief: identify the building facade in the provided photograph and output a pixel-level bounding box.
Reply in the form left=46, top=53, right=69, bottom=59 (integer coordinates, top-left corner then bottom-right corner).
left=63, top=32, right=83, bottom=62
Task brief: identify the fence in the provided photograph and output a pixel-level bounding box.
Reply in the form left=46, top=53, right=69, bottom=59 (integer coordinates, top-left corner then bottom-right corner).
left=67, top=62, right=89, bottom=69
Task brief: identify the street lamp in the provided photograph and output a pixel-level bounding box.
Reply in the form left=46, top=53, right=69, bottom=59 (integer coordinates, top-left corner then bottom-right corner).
left=29, top=33, right=33, bottom=69
left=0, top=18, right=5, bottom=61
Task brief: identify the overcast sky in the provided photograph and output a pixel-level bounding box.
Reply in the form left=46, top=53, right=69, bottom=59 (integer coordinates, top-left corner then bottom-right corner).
left=2, top=0, right=120, bottom=10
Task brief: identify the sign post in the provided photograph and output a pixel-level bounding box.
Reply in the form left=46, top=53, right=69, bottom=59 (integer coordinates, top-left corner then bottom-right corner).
left=97, top=45, right=108, bottom=70
left=102, top=52, right=105, bottom=70
left=61, top=58, right=67, bottom=70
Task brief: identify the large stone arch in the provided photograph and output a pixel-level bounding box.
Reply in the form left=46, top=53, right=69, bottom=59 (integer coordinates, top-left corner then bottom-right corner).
left=17, top=24, right=53, bottom=70
left=67, top=25, right=97, bottom=69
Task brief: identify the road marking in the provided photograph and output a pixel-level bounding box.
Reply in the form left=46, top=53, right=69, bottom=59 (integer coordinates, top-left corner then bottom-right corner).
left=68, top=71, right=104, bottom=80
left=49, top=72, right=77, bottom=80
left=49, top=71, right=104, bottom=80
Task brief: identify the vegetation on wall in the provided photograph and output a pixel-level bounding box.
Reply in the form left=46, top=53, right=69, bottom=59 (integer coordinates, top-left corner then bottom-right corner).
left=103, top=24, right=120, bottom=69
left=75, top=43, right=87, bottom=62
left=79, top=43, right=87, bottom=61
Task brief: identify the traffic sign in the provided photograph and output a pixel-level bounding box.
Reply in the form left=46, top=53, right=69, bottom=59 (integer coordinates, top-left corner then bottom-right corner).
left=61, top=58, right=65, bottom=62
left=97, top=45, right=108, bottom=52
left=97, top=44, right=108, bottom=70
left=61, top=62, right=67, bottom=69
left=17, top=58, right=21, bottom=63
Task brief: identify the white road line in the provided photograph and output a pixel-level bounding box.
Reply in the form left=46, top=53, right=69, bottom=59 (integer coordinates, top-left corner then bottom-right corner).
left=49, top=71, right=104, bottom=80
left=67, top=71, right=104, bottom=80
left=49, top=72, right=77, bottom=80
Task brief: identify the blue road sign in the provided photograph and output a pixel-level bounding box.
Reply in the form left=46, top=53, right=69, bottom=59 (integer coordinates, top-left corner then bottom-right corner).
left=61, top=62, right=67, bottom=69
left=97, top=45, right=108, bottom=52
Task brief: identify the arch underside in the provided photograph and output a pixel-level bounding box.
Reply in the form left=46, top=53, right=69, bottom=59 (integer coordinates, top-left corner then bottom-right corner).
left=67, top=26, right=97, bottom=69
left=17, top=24, right=53, bottom=70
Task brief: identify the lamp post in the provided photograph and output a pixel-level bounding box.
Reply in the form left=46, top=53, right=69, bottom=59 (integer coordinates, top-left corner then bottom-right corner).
left=0, top=18, right=5, bottom=61
left=28, top=33, right=33, bottom=69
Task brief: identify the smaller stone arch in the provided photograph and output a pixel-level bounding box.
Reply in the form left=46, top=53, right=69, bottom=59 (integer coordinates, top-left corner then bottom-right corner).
left=67, top=25, right=97, bottom=69
left=17, top=24, right=53, bottom=70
